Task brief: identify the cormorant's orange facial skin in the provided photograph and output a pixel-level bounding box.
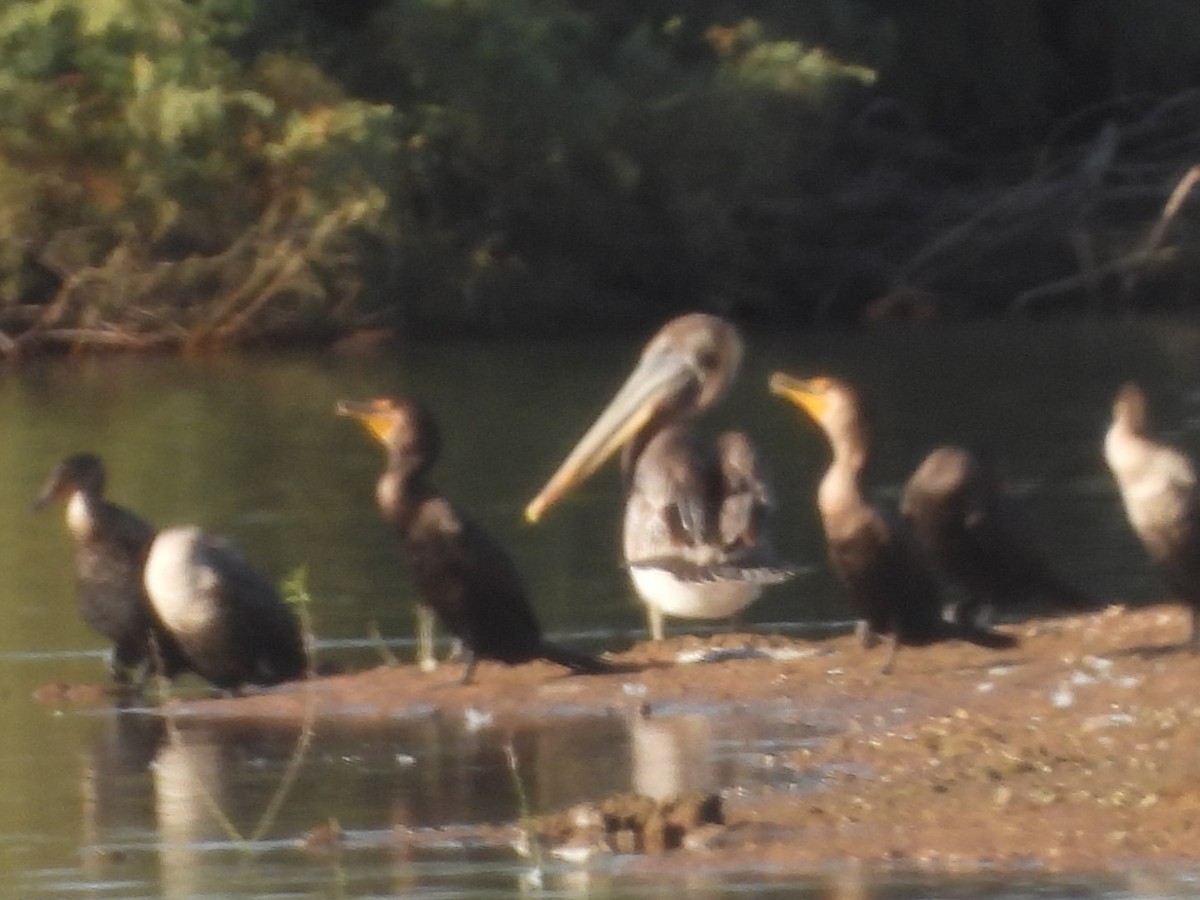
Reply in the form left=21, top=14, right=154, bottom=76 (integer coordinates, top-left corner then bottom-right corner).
left=768, top=372, right=831, bottom=423
left=336, top=397, right=404, bottom=446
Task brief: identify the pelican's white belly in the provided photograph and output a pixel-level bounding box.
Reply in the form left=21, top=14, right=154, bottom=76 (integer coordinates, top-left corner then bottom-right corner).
left=630, top=567, right=761, bottom=620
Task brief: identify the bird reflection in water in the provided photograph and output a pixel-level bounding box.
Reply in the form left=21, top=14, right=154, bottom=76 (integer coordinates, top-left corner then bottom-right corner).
left=78, top=711, right=309, bottom=900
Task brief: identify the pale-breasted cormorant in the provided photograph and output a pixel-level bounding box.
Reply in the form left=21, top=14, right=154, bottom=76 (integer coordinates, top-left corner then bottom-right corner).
left=33, top=453, right=191, bottom=685
left=1104, top=381, right=1200, bottom=648
left=769, top=374, right=1017, bottom=672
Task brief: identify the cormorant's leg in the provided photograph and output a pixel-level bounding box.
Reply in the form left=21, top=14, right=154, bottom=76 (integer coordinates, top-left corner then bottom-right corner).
left=646, top=605, right=666, bottom=642
left=855, top=619, right=880, bottom=648
left=955, top=595, right=990, bottom=629
left=416, top=605, right=437, bottom=672
left=109, top=638, right=146, bottom=688
left=878, top=633, right=899, bottom=675
left=459, top=649, right=478, bottom=686
left=1190, top=606, right=1200, bottom=653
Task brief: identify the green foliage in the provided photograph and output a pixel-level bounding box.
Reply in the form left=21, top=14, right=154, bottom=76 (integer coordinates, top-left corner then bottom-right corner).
left=12, top=0, right=1200, bottom=338
left=340, top=0, right=875, bottom=330
left=281, top=564, right=314, bottom=613
left=0, top=0, right=395, bottom=348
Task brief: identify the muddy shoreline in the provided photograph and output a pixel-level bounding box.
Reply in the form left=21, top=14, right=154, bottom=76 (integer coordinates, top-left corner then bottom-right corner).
left=161, top=604, right=1200, bottom=875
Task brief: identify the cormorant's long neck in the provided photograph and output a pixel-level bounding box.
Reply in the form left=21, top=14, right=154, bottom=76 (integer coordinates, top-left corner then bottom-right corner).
left=1104, top=416, right=1150, bottom=482
left=65, top=488, right=102, bottom=542
left=818, top=419, right=869, bottom=517
left=377, top=450, right=435, bottom=536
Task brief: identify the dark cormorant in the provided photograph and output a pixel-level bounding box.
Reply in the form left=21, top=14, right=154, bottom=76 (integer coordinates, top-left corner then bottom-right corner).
left=526, top=313, right=798, bottom=641
left=143, top=525, right=307, bottom=691
left=337, top=396, right=608, bottom=684
left=769, top=374, right=1017, bottom=672
left=901, top=445, right=1095, bottom=626
left=1104, top=382, right=1200, bottom=648
left=33, top=453, right=191, bottom=685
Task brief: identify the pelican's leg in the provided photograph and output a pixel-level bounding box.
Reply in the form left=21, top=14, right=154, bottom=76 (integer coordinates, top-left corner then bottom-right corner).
left=646, top=604, right=666, bottom=642
left=416, top=605, right=437, bottom=672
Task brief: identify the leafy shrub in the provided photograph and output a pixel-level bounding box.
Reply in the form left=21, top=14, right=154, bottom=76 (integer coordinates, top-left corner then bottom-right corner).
left=0, top=0, right=395, bottom=349
left=332, top=0, right=877, bottom=332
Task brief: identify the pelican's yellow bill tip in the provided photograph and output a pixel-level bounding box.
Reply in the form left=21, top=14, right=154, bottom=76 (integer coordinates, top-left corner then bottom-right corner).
left=524, top=499, right=545, bottom=524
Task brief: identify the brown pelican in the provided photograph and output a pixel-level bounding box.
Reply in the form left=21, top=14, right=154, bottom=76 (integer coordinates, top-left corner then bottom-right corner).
left=338, top=396, right=609, bottom=684
left=901, top=445, right=1095, bottom=626
left=769, top=373, right=1016, bottom=671
left=143, top=525, right=307, bottom=691
left=526, top=313, right=797, bottom=641
left=1104, top=382, right=1200, bottom=648
left=33, top=453, right=192, bottom=685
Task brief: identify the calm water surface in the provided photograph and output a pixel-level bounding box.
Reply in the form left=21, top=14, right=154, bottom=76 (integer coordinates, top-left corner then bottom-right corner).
left=3, top=316, right=1200, bottom=896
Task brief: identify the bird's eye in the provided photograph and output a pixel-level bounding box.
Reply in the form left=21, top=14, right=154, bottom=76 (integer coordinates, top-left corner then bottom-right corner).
left=696, top=348, right=720, bottom=371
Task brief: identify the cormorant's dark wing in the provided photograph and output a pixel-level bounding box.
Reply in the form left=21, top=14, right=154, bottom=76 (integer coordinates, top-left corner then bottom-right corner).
left=406, top=497, right=545, bottom=664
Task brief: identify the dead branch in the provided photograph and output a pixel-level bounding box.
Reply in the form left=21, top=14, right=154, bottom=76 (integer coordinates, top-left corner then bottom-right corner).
left=1121, top=164, right=1200, bottom=297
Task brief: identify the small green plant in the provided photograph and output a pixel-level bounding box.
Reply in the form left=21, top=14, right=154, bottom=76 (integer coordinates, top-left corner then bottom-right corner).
left=281, top=564, right=318, bottom=677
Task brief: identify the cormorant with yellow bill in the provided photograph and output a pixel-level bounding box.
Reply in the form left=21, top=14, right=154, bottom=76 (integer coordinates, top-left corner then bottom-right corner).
left=769, top=374, right=1017, bottom=672
left=1104, top=382, right=1200, bottom=648
left=34, top=453, right=192, bottom=685
left=525, top=313, right=799, bottom=641
left=338, top=396, right=609, bottom=684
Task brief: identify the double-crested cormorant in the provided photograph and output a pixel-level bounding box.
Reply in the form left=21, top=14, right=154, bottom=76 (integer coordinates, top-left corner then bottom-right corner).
left=33, top=453, right=191, bottom=684
left=769, top=374, right=1016, bottom=671
left=525, top=313, right=798, bottom=641
left=337, top=396, right=608, bottom=684
left=143, top=526, right=307, bottom=691
left=1104, top=382, right=1200, bottom=648
left=901, top=445, right=1095, bottom=625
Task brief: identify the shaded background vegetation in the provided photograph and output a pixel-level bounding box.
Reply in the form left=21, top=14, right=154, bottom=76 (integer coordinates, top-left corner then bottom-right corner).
left=4, top=0, right=1200, bottom=350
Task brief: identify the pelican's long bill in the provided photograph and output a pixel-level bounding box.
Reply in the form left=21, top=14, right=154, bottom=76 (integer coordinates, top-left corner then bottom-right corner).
left=525, top=346, right=699, bottom=524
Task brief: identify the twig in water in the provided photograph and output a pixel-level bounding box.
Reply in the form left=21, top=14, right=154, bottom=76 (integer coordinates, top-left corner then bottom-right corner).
left=367, top=620, right=401, bottom=667
left=505, top=738, right=546, bottom=878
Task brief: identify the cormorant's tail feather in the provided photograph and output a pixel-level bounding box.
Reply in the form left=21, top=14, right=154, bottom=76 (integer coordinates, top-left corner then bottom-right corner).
left=539, top=641, right=614, bottom=675
left=951, top=622, right=1019, bottom=650
left=1040, top=577, right=1099, bottom=610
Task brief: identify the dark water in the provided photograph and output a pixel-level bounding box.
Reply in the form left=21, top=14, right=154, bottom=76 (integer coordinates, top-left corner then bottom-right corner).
left=4, top=316, right=1200, bottom=896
